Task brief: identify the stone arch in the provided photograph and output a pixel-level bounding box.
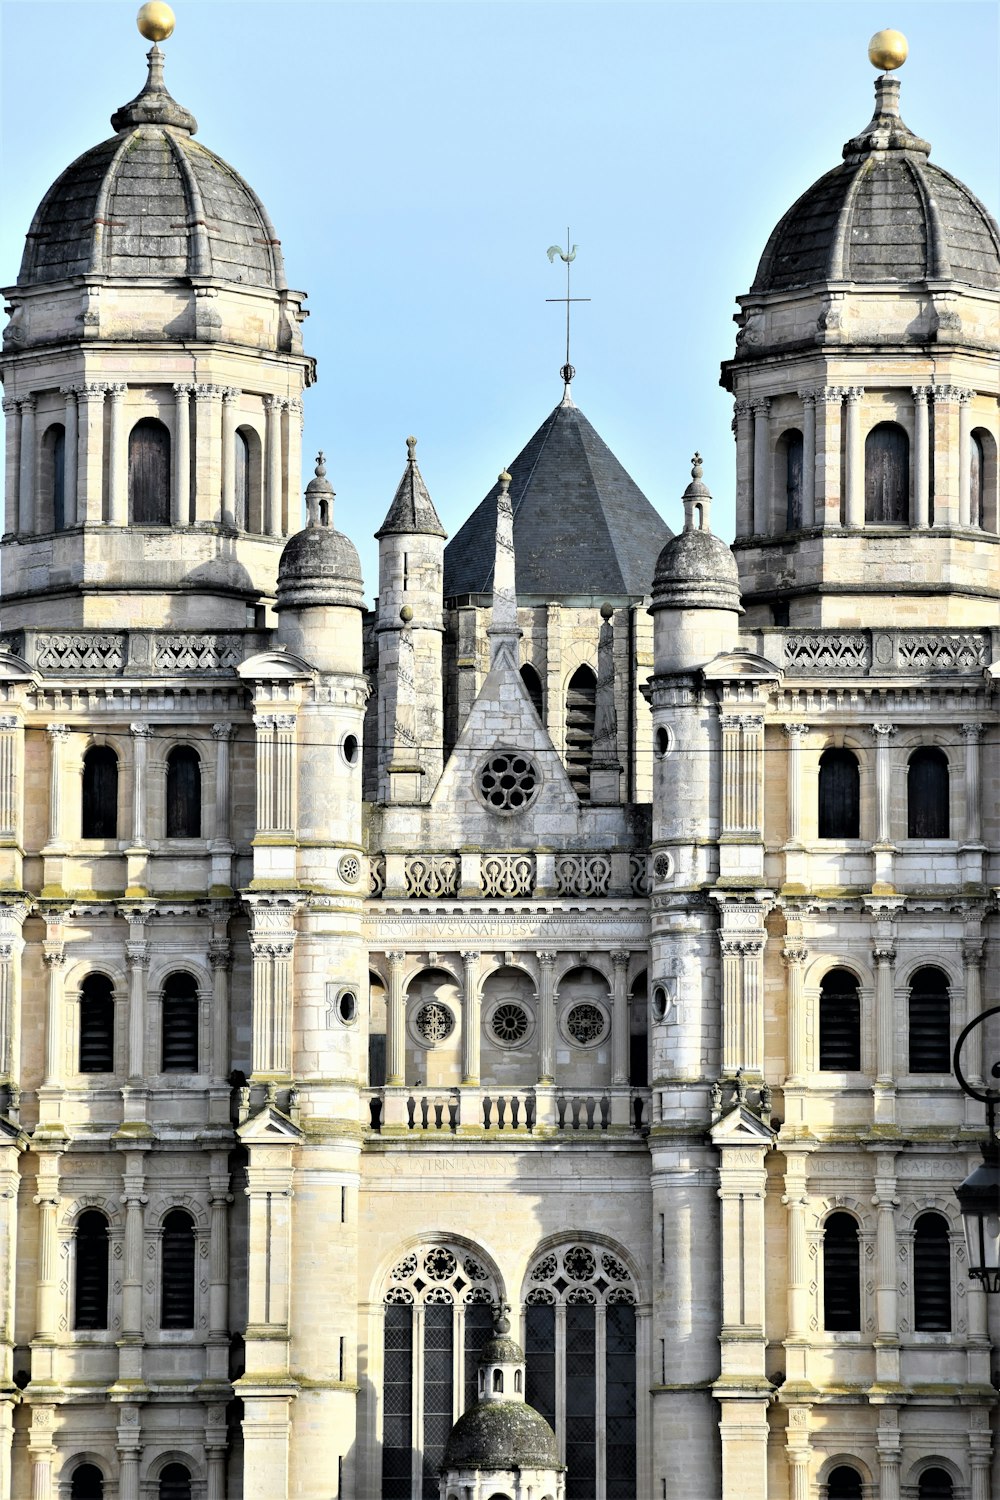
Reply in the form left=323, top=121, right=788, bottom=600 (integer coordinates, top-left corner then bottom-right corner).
left=816, top=1453, right=874, bottom=1488
left=970, top=424, right=997, bottom=531
left=148, top=1195, right=208, bottom=1232
left=143, top=1449, right=206, bottom=1486
left=60, top=1194, right=122, bottom=1233
left=236, top=423, right=263, bottom=532
left=775, top=426, right=804, bottom=531
left=903, top=1456, right=963, bottom=1494
left=404, top=965, right=462, bottom=1088
left=864, top=420, right=909, bottom=524
left=39, top=420, right=66, bottom=532
left=128, top=416, right=171, bottom=525
left=520, top=1230, right=646, bottom=1306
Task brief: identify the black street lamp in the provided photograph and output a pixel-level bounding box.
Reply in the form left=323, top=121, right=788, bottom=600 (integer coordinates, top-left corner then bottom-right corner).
left=953, top=1005, right=1000, bottom=1293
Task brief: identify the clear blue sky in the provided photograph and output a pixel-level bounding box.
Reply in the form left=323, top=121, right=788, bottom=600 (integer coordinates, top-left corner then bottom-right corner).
left=2, top=1, right=997, bottom=602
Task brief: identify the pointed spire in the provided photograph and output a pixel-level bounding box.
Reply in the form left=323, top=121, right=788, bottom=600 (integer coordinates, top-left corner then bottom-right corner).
left=487, top=471, right=521, bottom=667
left=111, top=44, right=198, bottom=134
left=375, top=435, right=447, bottom=539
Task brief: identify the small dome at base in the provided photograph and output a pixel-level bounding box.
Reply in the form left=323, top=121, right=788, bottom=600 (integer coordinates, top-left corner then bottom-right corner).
left=443, top=1400, right=562, bottom=1472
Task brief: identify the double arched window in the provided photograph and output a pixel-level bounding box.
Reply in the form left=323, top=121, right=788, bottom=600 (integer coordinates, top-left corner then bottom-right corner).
left=161, top=972, right=199, bottom=1072
left=908, top=967, right=950, bottom=1074
left=74, top=1210, right=109, bottom=1330
left=166, top=745, right=201, bottom=837
left=913, top=1212, right=951, bottom=1332
left=818, top=970, right=861, bottom=1072
left=817, top=749, right=860, bottom=838
left=823, top=1212, right=860, bottom=1331
left=865, top=421, right=909, bottom=524
left=82, top=745, right=118, bottom=838
left=907, top=747, right=949, bottom=837
left=161, top=1210, right=196, bottom=1329
left=129, top=418, right=171, bottom=525
left=79, top=974, right=115, bottom=1074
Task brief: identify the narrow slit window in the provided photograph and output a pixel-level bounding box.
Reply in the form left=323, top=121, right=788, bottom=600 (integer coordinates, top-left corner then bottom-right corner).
left=823, top=1212, right=861, bottom=1331
left=166, top=745, right=201, bottom=837
left=81, top=745, right=118, bottom=838
left=160, top=1210, right=196, bottom=1328
left=565, top=665, right=597, bottom=802
left=913, top=1213, right=951, bottom=1332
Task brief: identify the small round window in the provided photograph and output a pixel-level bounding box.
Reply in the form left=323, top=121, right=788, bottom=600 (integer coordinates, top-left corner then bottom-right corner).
left=477, top=750, right=540, bottom=812
left=342, top=734, right=359, bottom=766
left=489, top=1002, right=530, bottom=1045
left=565, top=1002, right=608, bottom=1046
left=413, top=1002, right=455, bottom=1045
left=337, top=991, right=358, bottom=1025
left=655, top=726, right=671, bottom=758
left=651, top=985, right=668, bottom=1022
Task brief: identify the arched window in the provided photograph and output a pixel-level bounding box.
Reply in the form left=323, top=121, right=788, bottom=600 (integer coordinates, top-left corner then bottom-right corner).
left=524, top=1243, right=637, bottom=1500
left=917, top=1470, right=954, bottom=1500
left=908, top=966, right=950, bottom=1074
left=382, top=1243, right=498, bottom=1500
left=41, top=423, right=66, bottom=532
left=161, top=1210, right=196, bottom=1329
left=514, top=1369, right=522, bottom=1393
left=129, top=417, right=171, bottom=525
left=237, top=426, right=264, bottom=533
left=907, top=747, right=949, bottom=838
left=780, top=428, right=804, bottom=530
left=823, top=1212, right=861, bottom=1331
left=913, top=1212, right=951, bottom=1332
left=865, top=421, right=909, bottom=524
left=565, top=665, right=597, bottom=801
left=166, top=746, right=201, bottom=837
left=234, top=429, right=250, bottom=530
left=817, top=748, right=860, bottom=838
left=70, top=1465, right=105, bottom=1500
left=520, top=663, right=544, bottom=721
left=161, top=972, right=199, bottom=1073
left=970, top=431, right=984, bottom=528
left=79, top=973, right=115, bottom=1073
left=819, top=969, right=861, bottom=1072
left=629, top=971, right=648, bottom=1088
left=492, top=1369, right=503, bottom=1392
left=159, top=1465, right=193, bottom=1500
left=73, top=1210, right=109, bottom=1330
left=81, top=745, right=118, bottom=838
left=826, top=1467, right=863, bottom=1500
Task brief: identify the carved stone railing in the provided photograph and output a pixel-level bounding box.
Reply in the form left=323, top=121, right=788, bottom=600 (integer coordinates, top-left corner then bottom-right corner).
left=629, top=853, right=651, bottom=896
left=404, top=854, right=460, bottom=899
left=2, top=628, right=268, bottom=676
left=368, top=855, right=386, bottom=898
left=480, top=853, right=536, bottom=898
left=554, top=853, right=611, bottom=898
left=364, top=1086, right=651, bottom=1135
left=774, top=627, right=993, bottom=677
left=35, top=632, right=126, bottom=674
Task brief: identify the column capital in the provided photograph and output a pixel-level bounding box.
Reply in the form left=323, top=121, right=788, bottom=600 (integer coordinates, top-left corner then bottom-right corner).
left=796, top=387, right=817, bottom=405
left=750, top=396, right=770, bottom=416
left=18, top=393, right=37, bottom=412
left=959, top=721, right=987, bottom=741
left=536, top=951, right=558, bottom=967
left=287, top=397, right=304, bottom=417
left=386, top=950, right=407, bottom=968
left=125, top=941, right=150, bottom=969
left=263, top=394, right=287, bottom=412
left=610, top=950, right=630, bottom=969
left=1, top=397, right=19, bottom=415
left=194, top=383, right=225, bottom=400
left=782, top=722, right=810, bottom=739
left=733, top=399, right=753, bottom=419
left=273, top=713, right=297, bottom=731
left=460, top=951, right=480, bottom=965
left=59, top=384, right=81, bottom=399
left=107, top=382, right=127, bottom=399
left=873, top=944, right=896, bottom=966
left=252, top=713, right=275, bottom=731
left=844, top=385, right=865, bottom=402
left=212, top=721, right=236, bottom=741
left=79, top=382, right=108, bottom=401
left=911, top=384, right=932, bottom=402
left=782, top=946, right=808, bottom=967
left=221, top=386, right=242, bottom=404
left=870, top=721, right=896, bottom=740
left=46, top=722, right=72, bottom=741
left=962, top=939, right=985, bottom=968
left=172, top=382, right=194, bottom=399
left=42, top=945, right=65, bottom=967
left=0, top=715, right=18, bottom=732
left=817, top=384, right=845, bottom=404
left=129, top=722, right=154, bottom=739
left=208, top=940, right=232, bottom=970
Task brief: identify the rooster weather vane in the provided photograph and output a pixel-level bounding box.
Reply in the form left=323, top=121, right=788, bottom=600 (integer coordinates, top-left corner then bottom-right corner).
left=546, top=230, right=590, bottom=390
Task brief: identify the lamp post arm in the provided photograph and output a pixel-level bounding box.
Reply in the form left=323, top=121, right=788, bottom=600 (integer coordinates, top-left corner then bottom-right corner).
left=953, top=1003, right=1000, bottom=1143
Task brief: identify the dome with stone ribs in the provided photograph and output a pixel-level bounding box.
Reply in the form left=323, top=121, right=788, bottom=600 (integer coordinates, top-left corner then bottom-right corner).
left=752, top=73, right=1000, bottom=295
left=17, top=45, right=285, bottom=290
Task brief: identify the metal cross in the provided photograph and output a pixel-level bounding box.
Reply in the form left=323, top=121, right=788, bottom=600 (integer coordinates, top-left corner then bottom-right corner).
left=546, top=229, right=590, bottom=383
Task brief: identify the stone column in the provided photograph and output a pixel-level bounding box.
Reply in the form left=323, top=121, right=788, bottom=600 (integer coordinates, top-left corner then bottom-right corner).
left=265, top=395, right=284, bottom=537
left=107, top=383, right=128, bottom=525
left=28, top=1410, right=55, bottom=1500
left=732, top=401, right=753, bottom=536
left=958, top=389, right=973, bottom=526
left=873, top=943, right=896, bottom=1088
left=537, top=952, right=557, bottom=1084
left=221, top=388, right=240, bottom=529
left=120, top=1177, right=147, bottom=1342
left=799, top=389, right=816, bottom=526
left=116, top=1415, right=142, bottom=1500
left=208, top=1155, right=233, bottom=1372
left=0, top=901, right=27, bottom=1085
left=124, top=916, right=151, bottom=1084
left=211, top=723, right=234, bottom=843
left=872, top=721, right=896, bottom=844
left=460, top=951, right=481, bottom=1085
left=209, top=939, right=232, bottom=1084
left=872, top=1155, right=899, bottom=1346
left=786, top=1446, right=810, bottom=1500
left=129, top=723, right=153, bottom=849
left=782, top=1154, right=810, bottom=1345
left=931, top=385, right=962, bottom=526
left=815, top=386, right=843, bottom=526
left=844, top=386, right=865, bottom=526
left=42, top=946, right=65, bottom=1089
left=17, top=395, right=36, bottom=535
left=45, top=725, right=70, bottom=850
left=1, top=399, right=19, bottom=535
left=60, top=386, right=79, bottom=528
left=194, top=384, right=224, bottom=524
left=286, top=398, right=304, bottom=535
left=962, top=939, right=985, bottom=1088
left=783, top=723, right=808, bottom=845
left=611, top=951, right=630, bottom=1085
left=783, top=947, right=808, bottom=1084
left=876, top=1413, right=902, bottom=1500
left=751, top=397, right=770, bottom=534
left=912, top=386, right=931, bottom=527
left=961, top=723, right=985, bottom=843
left=77, top=383, right=107, bottom=524
left=172, top=384, right=192, bottom=526
left=385, top=952, right=407, bottom=1087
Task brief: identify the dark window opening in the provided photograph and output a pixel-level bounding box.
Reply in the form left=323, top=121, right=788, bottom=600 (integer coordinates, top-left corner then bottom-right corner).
left=161, top=972, right=199, bottom=1073
left=525, top=1301, right=556, bottom=1434
left=865, top=421, right=909, bottom=524
left=73, top=1210, right=109, bottom=1330
left=166, top=745, right=202, bottom=837
left=42, top=423, right=67, bottom=533
left=82, top=745, right=118, bottom=838
left=818, top=747, right=860, bottom=839
left=605, top=1301, right=637, bottom=1499
left=159, top=1465, right=193, bottom=1500
left=914, top=1212, right=951, bottom=1331
left=368, top=1033, right=386, bottom=1087
left=565, top=665, right=597, bottom=802
left=826, top=1467, right=863, bottom=1500
left=129, top=417, right=171, bottom=525
left=823, top=1212, right=861, bottom=1331
left=917, top=1469, right=954, bottom=1500
left=79, top=973, right=115, bottom=1073
left=565, top=1301, right=597, bottom=1500
left=70, top=1466, right=105, bottom=1500
left=520, top=663, right=544, bottom=720
left=819, top=969, right=861, bottom=1072
left=464, top=1301, right=494, bottom=1412
left=907, top=747, right=949, bottom=838
left=970, top=432, right=984, bottom=529
left=382, top=1303, right=414, bottom=1500
left=160, top=1210, right=196, bottom=1329
left=783, top=429, right=804, bottom=530
left=908, top=966, right=950, bottom=1074
left=235, top=429, right=250, bottom=530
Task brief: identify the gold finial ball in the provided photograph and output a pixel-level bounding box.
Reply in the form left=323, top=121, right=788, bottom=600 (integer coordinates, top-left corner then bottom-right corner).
left=868, top=28, right=908, bottom=71
left=137, top=2, right=176, bottom=42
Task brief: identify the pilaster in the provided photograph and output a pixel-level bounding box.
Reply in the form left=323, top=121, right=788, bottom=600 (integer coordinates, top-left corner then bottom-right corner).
left=172, top=384, right=192, bottom=526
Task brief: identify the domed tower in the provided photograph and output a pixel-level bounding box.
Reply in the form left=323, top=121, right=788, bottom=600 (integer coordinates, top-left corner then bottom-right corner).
left=721, top=38, right=1000, bottom=627
left=439, top=1308, right=565, bottom=1500
left=1, top=19, right=311, bottom=628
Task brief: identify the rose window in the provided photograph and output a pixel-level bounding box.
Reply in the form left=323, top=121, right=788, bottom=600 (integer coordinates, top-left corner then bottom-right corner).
left=477, top=751, right=540, bottom=812
left=490, top=1002, right=529, bottom=1044
left=566, top=1002, right=607, bottom=1045
left=414, top=1003, right=455, bottom=1044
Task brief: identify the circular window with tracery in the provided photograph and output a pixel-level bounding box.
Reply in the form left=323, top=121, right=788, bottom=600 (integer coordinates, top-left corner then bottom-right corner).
left=477, top=750, right=540, bottom=812
left=413, top=1002, right=455, bottom=1045
left=489, top=1002, right=530, bottom=1045
left=565, top=1002, right=607, bottom=1046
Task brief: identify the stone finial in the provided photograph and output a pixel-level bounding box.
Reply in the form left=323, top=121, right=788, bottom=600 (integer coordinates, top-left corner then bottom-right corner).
left=682, top=452, right=712, bottom=533
left=487, top=470, right=521, bottom=667
left=494, top=1300, right=512, bottom=1337
left=406, top=435, right=417, bottom=460
left=305, top=451, right=335, bottom=527
left=110, top=43, right=198, bottom=134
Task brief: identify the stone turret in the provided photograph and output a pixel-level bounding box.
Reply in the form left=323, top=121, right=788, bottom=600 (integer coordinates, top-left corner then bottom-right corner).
left=649, top=455, right=742, bottom=675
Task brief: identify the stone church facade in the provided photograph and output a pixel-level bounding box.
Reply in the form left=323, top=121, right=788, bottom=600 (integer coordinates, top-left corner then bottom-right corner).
left=0, top=22, right=997, bottom=1500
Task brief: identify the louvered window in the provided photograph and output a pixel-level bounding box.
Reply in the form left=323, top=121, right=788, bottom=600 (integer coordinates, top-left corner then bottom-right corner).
left=159, top=1465, right=193, bottom=1500
left=818, top=748, right=860, bottom=838
left=160, top=1210, right=196, bottom=1328
left=70, top=1465, right=105, bottom=1500
left=908, top=966, right=950, bottom=1073
left=422, top=1304, right=453, bottom=1499
left=784, top=429, right=804, bottom=530
left=79, top=973, right=115, bottom=1073
left=907, top=747, right=949, bottom=837
left=382, top=1304, right=413, bottom=1500
left=826, top=1467, right=863, bottom=1500
left=82, top=746, right=118, bottom=838
left=865, top=421, right=909, bottom=524
left=161, top=972, right=199, bottom=1072
left=565, top=665, right=596, bottom=801
left=129, top=418, right=171, bottom=525
left=520, top=663, right=544, bottom=720
left=918, top=1470, right=954, bottom=1500
left=819, top=969, right=861, bottom=1072
left=73, top=1211, right=109, bottom=1330
left=823, top=1212, right=861, bottom=1331
left=166, top=746, right=201, bottom=837
left=913, top=1213, right=951, bottom=1332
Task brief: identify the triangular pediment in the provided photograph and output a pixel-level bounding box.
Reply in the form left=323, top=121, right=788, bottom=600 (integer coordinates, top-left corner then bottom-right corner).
left=702, top=650, right=783, bottom=683
left=237, top=649, right=315, bottom=682
left=236, top=1104, right=304, bottom=1143
left=0, top=651, right=40, bottom=685
left=710, top=1103, right=776, bottom=1146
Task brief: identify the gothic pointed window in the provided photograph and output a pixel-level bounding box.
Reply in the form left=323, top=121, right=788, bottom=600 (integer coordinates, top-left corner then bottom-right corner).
left=79, top=973, right=115, bottom=1073
left=819, top=969, right=861, bottom=1071
left=908, top=966, right=950, bottom=1074
left=520, top=663, right=544, bottom=720
left=73, top=1210, right=109, bottom=1330
left=70, top=1466, right=105, bottom=1500
left=160, top=1210, right=196, bottom=1329
left=913, top=1212, right=951, bottom=1332
left=159, top=1465, right=193, bottom=1500
left=565, top=665, right=597, bottom=801
left=817, top=748, right=860, bottom=838
left=166, top=745, right=202, bottom=837
left=823, top=1212, right=861, bottom=1331
left=826, top=1468, right=863, bottom=1500
left=865, top=421, right=909, bottom=524
left=129, top=417, right=171, bottom=525
left=918, top=1470, right=954, bottom=1500
left=907, top=747, right=949, bottom=837
left=82, top=745, right=118, bottom=838
left=161, top=971, right=199, bottom=1073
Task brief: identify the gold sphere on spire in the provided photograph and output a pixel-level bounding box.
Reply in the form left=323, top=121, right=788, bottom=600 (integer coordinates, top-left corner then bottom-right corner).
left=868, top=28, right=908, bottom=71
left=137, top=2, right=176, bottom=42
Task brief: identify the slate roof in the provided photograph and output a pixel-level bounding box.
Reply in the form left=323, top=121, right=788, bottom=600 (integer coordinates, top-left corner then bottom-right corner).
left=752, top=75, right=1000, bottom=294
left=443, top=397, right=671, bottom=603
left=376, top=440, right=447, bottom=539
